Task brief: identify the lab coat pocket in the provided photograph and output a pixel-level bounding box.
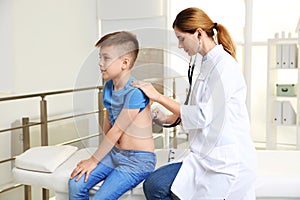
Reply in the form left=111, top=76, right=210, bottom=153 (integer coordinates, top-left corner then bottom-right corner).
left=190, top=144, right=240, bottom=198
left=206, top=144, right=240, bottom=176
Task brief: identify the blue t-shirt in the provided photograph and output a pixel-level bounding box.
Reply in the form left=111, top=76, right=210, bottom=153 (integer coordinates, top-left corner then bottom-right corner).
left=103, top=77, right=150, bottom=125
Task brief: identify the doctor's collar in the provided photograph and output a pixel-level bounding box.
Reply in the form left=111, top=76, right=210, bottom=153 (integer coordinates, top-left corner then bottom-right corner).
left=202, top=54, right=208, bottom=62
left=202, top=44, right=223, bottom=62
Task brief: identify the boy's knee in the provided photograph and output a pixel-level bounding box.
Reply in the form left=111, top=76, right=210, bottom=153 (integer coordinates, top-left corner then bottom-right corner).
left=68, top=178, right=88, bottom=197
left=68, top=178, right=78, bottom=188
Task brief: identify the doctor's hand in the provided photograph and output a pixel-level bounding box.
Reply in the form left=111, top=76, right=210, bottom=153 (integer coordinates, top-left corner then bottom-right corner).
left=151, top=107, right=167, bottom=125
left=131, top=80, right=162, bottom=102
left=70, top=156, right=98, bottom=182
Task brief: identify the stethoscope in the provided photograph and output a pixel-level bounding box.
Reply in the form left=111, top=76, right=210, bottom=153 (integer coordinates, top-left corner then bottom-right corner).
left=153, top=50, right=199, bottom=128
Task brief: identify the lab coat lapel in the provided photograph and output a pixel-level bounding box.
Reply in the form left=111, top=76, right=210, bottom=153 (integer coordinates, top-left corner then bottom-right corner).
left=190, top=58, right=215, bottom=106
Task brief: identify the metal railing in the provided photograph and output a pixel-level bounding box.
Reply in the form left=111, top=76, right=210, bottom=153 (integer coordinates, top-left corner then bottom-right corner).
left=0, top=86, right=104, bottom=200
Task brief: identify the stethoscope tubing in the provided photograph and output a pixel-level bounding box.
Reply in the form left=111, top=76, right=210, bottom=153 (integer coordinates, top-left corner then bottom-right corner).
left=154, top=54, right=198, bottom=128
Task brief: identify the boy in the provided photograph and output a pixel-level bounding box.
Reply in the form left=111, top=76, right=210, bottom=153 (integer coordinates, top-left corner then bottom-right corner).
left=69, top=31, right=156, bottom=199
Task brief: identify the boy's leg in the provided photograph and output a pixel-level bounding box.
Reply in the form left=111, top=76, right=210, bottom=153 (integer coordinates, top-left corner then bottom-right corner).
left=68, top=152, right=115, bottom=200
left=143, top=162, right=182, bottom=200
left=68, top=162, right=114, bottom=200
left=93, top=169, right=149, bottom=200
left=93, top=149, right=156, bottom=200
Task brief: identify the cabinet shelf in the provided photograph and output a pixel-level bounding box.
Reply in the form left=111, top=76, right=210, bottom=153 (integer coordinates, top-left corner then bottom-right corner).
left=271, top=123, right=297, bottom=127
left=266, top=36, right=300, bottom=150
left=272, top=95, right=297, bottom=98
left=268, top=38, right=298, bottom=44
left=270, top=67, right=298, bottom=70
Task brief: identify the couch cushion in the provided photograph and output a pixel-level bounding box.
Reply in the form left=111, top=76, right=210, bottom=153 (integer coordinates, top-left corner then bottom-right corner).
left=15, top=145, right=78, bottom=173
left=13, top=147, right=96, bottom=193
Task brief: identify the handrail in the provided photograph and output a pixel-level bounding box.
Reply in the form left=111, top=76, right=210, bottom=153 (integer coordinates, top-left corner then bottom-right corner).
left=0, top=74, right=193, bottom=102
left=57, top=133, right=100, bottom=146
left=0, top=183, right=23, bottom=193
left=0, top=74, right=196, bottom=102
left=0, top=157, right=15, bottom=165
left=47, top=110, right=99, bottom=123
left=143, top=74, right=198, bottom=83
left=0, top=86, right=103, bottom=136
left=0, top=86, right=102, bottom=102
left=0, top=122, right=41, bottom=133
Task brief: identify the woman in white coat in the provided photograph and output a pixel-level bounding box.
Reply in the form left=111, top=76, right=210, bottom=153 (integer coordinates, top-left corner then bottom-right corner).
left=132, top=7, right=257, bottom=200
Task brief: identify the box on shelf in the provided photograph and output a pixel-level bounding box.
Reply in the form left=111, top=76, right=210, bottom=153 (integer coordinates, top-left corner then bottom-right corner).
left=276, top=84, right=297, bottom=97
left=275, top=43, right=298, bottom=68
left=282, top=101, right=297, bottom=125
left=272, top=100, right=282, bottom=125
left=272, top=100, right=296, bottom=125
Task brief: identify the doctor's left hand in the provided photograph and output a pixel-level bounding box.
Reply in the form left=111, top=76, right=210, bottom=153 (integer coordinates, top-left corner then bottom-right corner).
left=70, top=156, right=98, bottom=182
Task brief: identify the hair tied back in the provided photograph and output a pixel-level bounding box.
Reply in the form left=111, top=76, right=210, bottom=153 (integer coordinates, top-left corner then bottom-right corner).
left=212, top=22, right=219, bottom=45
left=213, top=22, right=218, bottom=31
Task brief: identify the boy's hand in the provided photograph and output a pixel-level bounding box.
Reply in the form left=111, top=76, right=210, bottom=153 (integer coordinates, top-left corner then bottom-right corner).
left=70, top=156, right=98, bottom=182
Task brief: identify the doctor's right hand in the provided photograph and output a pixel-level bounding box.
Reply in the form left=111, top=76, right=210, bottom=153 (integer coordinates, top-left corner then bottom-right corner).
left=151, top=107, right=167, bottom=125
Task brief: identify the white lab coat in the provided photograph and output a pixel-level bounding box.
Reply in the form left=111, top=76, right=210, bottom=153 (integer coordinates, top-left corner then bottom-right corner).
left=171, top=45, right=257, bottom=200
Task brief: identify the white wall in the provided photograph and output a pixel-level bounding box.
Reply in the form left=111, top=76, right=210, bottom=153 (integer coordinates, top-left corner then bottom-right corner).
left=0, top=0, right=15, bottom=185
left=98, top=0, right=164, bottom=19
left=12, top=0, right=98, bottom=93
left=0, top=0, right=14, bottom=92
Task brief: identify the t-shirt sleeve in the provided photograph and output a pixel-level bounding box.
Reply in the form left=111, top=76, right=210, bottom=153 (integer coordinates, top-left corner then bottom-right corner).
left=123, top=88, right=149, bottom=109
left=102, top=80, right=112, bottom=109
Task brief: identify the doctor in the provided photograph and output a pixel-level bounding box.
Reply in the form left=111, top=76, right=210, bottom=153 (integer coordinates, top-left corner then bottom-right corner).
left=131, top=7, right=257, bottom=200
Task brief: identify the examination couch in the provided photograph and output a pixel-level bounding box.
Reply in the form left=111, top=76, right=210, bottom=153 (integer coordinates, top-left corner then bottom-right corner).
left=12, top=146, right=189, bottom=200
left=12, top=146, right=300, bottom=200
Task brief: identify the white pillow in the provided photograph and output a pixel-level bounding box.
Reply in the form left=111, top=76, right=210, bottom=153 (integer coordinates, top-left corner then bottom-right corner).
left=15, top=145, right=78, bottom=173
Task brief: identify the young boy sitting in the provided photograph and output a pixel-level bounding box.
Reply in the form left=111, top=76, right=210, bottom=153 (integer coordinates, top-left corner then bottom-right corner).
left=68, top=31, right=156, bottom=199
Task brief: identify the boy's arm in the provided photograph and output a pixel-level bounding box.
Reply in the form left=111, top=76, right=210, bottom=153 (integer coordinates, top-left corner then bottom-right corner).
left=92, top=108, right=140, bottom=161
left=71, top=108, right=140, bottom=182
left=103, top=109, right=112, bottom=135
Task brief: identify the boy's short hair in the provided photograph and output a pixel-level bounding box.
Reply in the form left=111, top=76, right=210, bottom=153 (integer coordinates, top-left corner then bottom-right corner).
left=95, top=31, right=139, bottom=68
